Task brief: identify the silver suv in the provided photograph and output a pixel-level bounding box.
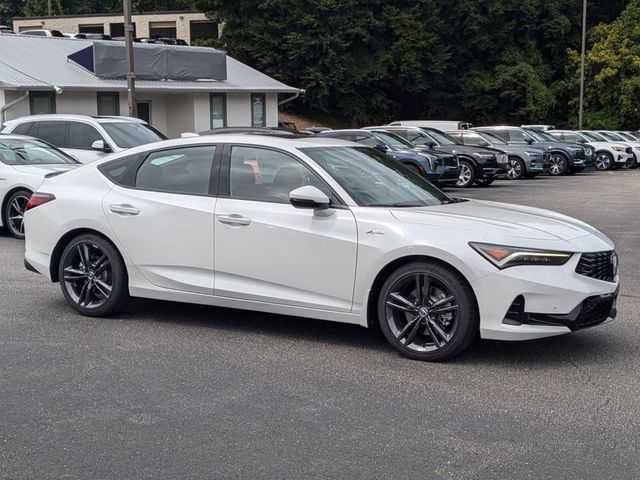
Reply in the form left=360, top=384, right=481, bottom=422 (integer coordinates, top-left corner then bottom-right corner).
left=1, top=115, right=167, bottom=163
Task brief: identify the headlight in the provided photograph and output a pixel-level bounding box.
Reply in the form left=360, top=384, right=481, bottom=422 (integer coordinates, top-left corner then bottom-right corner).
left=419, top=153, right=436, bottom=169
left=612, top=146, right=626, bottom=152
left=469, top=242, right=573, bottom=269
left=472, top=152, right=491, bottom=158
left=524, top=150, right=540, bottom=156
left=567, top=146, right=582, bottom=151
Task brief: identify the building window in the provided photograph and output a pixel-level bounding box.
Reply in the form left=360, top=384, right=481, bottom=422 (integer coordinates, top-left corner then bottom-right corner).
left=79, top=24, right=105, bottom=34
left=149, top=21, right=176, bottom=39
left=190, top=21, right=218, bottom=44
left=251, top=93, right=266, bottom=127
left=110, top=22, right=136, bottom=38
left=29, top=91, right=56, bottom=115
left=97, top=92, right=120, bottom=116
left=210, top=93, right=226, bottom=128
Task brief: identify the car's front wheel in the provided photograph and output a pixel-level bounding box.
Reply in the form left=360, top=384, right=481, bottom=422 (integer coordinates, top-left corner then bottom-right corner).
left=4, top=189, right=31, bottom=239
left=594, top=152, right=613, bottom=171
left=506, top=157, right=525, bottom=180
left=548, top=153, right=568, bottom=176
left=456, top=160, right=476, bottom=188
left=59, top=234, right=129, bottom=316
left=629, top=154, right=638, bottom=169
left=377, top=261, right=479, bottom=361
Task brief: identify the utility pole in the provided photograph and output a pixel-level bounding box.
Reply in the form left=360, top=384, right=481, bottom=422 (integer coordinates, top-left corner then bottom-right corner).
left=578, top=0, right=587, bottom=129
left=123, top=0, right=137, bottom=118
left=47, top=0, right=51, bottom=16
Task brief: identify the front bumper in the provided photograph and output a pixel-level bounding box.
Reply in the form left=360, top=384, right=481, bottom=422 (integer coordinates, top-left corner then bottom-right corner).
left=525, top=156, right=545, bottom=172
left=614, top=153, right=633, bottom=165
left=471, top=253, right=619, bottom=341
left=427, top=166, right=460, bottom=185
left=480, top=167, right=501, bottom=179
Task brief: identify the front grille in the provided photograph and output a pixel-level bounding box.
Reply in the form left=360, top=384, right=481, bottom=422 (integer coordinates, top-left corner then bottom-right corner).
left=576, top=251, right=617, bottom=282
left=574, top=149, right=586, bottom=159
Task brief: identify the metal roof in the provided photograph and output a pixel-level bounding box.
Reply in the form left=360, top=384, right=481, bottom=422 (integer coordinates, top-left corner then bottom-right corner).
left=0, top=34, right=301, bottom=94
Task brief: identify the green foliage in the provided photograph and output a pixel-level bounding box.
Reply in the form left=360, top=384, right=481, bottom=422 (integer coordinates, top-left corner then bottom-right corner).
left=23, top=0, right=63, bottom=17
left=566, top=0, right=640, bottom=129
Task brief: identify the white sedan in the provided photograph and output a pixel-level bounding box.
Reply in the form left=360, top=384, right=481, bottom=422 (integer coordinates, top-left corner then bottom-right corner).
left=23, top=136, right=619, bottom=360
left=0, top=134, right=79, bottom=238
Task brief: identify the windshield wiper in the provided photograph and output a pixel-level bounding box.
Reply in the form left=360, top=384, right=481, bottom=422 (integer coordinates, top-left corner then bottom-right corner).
left=369, top=201, right=429, bottom=207
left=442, top=197, right=469, bottom=204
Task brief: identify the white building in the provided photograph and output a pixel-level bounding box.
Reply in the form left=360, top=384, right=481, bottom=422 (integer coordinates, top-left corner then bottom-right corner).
left=0, top=34, right=301, bottom=137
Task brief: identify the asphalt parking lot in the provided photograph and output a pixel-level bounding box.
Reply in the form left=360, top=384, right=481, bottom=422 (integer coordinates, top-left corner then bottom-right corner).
left=1, top=169, right=639, bottom=479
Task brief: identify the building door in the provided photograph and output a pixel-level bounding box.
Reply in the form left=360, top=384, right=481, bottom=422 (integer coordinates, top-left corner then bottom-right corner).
left=136, top=101, right=151, bottom=124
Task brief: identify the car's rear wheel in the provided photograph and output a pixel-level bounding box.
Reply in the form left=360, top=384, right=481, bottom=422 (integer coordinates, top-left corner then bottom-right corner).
left=4, top=189, right=31, bottom=239
left=377, top=262, right=478, bottom=361
left=594, top=152, right=613, bottom=171
left=403, top=163, right=423, bottom=177
left=59, top=234, right=129, bottom=316
left=456, top=160, right=475, bottom=188
left=548, top=153, right=568, bottom=176
left=505, top=157, right=525, bottom=180
left=629, top=154, right=638, bottom=169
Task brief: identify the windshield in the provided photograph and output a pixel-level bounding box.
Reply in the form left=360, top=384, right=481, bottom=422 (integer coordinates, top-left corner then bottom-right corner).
left=301, top=146, right=451, bottom=207
left=598, top=131, right=623, bottom=141
left=616, top=132, right=636, bottom=142
left=102, top=122, right=167, bottom=149
left=523, top=129, right=550, bottom=141
left=374, top=131, right=415, bottom=149
left=580, top=131, right=605, bottom=142
left=424, top=129, right=458, bottom=145
left=0, top=139, right=77, bottom=165
left=470, top=131, right=508, bottom=146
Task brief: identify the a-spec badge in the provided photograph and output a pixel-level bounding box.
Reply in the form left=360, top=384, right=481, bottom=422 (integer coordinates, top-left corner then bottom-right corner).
left=366, top=229, right=385, bottom=235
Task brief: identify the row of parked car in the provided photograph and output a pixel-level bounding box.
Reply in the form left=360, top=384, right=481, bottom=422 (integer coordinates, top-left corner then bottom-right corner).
left=0, top=27, right=189, bottom=45
left=0, top=113, right=637, bottom=240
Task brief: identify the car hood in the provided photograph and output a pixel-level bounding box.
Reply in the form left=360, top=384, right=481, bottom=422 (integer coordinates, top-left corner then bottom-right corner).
left=11, top=164, right=78, bottom=175
left=529, top=141, right=583, bottom=151
left=493, top=144, right=544, bottom=156
left=389, top=199, right=609, bottom=245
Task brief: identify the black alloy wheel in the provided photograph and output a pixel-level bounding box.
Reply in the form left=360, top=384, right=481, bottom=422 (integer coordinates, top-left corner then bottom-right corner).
left=59, top=234, right=129, bottom=316
left=378, top=262, right=478, bottom=361
left=4, top=189, right=31, bottom=239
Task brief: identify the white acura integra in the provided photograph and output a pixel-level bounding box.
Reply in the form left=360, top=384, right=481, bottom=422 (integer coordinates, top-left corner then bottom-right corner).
left=23, top=136, right=619, bottom=360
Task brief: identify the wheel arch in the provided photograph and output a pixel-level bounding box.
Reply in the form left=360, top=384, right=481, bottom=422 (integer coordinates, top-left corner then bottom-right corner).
left=456, top=154, right=478, bottom=170
left=365, top=254, right=479, bottom=329
left=1, top=186, right=33, bottom=227
left=49, top=227, right=123, bottom=282
left=399, top=159, right=426, bottom=175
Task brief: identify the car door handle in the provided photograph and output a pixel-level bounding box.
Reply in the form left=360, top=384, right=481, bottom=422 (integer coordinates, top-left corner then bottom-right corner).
left=217, top=214, right=251, bottom=226
left=109, top=204, right=140, bottom=216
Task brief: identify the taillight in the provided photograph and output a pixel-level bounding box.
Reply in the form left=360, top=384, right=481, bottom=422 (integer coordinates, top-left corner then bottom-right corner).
left=25, top=192, right=55, bottom=211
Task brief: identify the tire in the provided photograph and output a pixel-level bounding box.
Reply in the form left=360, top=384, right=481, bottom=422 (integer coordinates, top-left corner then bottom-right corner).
left=505, top=157, right=525, bottom=180
left=630, top=154, right=638, bottom=169
left=377, top=261, right=479, bottom=361
left=594, top=152, right=613, bottom=171
left=548, top=153, right=568, bottom=176
left=58, top=234, right=129, bottom=316
left=456, top=160, right=476, bottom=188
left=475, top=178, right=495, bottom=186
left=3, top=189, right=31, bottom=239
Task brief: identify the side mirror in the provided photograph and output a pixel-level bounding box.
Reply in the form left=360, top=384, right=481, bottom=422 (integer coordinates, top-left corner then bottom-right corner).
left=526, top=138, right=534, bottom=145
left=374, top=143, right=388, bottom=153
left=289, top=185, right=331, bottom=211
left=91, top=140, right=112, bottom=153
left=428, top=141, right=436, bottom=148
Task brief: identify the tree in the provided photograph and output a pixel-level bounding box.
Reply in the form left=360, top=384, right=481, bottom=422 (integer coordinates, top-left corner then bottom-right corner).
left=566, top=0, right=640, bottom=129
left=23, top=0, right=63, bottom=16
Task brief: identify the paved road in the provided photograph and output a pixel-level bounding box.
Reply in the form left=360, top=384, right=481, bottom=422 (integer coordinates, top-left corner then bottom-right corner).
left=1, top=170, right=639, bottom=479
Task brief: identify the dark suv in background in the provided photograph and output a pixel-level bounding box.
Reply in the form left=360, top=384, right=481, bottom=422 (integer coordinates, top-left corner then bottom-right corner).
left=368, top=126, right=507, bottom=187
left=316, top=129, right=460, bottom=186
left=447, top=129, right=547, bottom=180
left=473, top=126, right=592, bottom=176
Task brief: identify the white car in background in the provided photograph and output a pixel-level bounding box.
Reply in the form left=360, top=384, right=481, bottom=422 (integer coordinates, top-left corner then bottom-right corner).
left=23, top=135, right=619, bottom=361
left=548, top=130, right=633, bottom=171
left=0, top=134, right=79, bottom=238
left=1, top=115, right=167, bottom=164
left=593, top=131, right=639, bottom=169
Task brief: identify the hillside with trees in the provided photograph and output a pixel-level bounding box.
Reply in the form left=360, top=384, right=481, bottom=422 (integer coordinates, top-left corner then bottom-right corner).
left=1, top=0, right=636, bottom=127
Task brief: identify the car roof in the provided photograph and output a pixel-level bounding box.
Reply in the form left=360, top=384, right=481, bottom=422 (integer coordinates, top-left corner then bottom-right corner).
left=319, top=129, right=372, bottom=135
left=92, top=134, right=359, bottom=164
left=5, top=114, right=146, bottom=124
left=0, top=133, right=44, bottom=141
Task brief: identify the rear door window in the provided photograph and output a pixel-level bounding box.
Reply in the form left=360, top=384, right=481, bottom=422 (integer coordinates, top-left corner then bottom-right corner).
left=68, top=122, right=105, bottom=150
left=32, top=121, right=68, bottom=147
